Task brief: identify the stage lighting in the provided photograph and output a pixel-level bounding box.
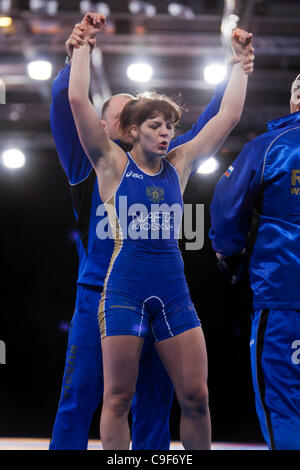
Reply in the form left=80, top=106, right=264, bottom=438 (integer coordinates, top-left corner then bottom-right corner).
left=0, top=0, right=11, bottom=14
left=96, top=2, right=110, bottom=16
left=29, top=0, right=57, bottom=15
left=2, top=149, right=26, bottom=169
left=129, top=1, right=156, bottom=17
left=197, top=157, right=219, bottom=175
left=0, top=16, right=12, bottom=27
left=127, top=63, right=153, bottom=83
left=145, top=3, right=156, bottom=17
left=203, top=63, right=226, bottom=85
left=168, top=2, right=194, bottom=19
left=27, top=60, right=52, bottom=81
left=46, top=1, right=58, bottom=15
left=80, top=0, right=92, bottom=14
left=29, top=0, right=45, bottom=11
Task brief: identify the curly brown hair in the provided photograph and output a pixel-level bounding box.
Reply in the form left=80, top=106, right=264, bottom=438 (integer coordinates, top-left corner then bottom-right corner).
left=119, top=91, right=182, bottom=135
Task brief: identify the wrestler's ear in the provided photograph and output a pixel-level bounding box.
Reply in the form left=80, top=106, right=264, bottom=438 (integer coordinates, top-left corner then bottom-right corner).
left=129, top=124, right=139, bottom=139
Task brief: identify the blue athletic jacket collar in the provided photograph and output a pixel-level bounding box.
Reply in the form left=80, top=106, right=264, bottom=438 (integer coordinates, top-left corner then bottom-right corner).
left=266, top=110, right=300, bottom=132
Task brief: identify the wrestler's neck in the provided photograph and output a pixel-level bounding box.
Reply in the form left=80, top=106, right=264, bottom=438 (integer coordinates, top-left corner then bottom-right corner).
left=130, top=145, right=163, bottom=174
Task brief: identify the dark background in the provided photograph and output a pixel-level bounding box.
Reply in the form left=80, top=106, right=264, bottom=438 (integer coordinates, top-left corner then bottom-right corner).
left=2, top=0, right=300, bottom=445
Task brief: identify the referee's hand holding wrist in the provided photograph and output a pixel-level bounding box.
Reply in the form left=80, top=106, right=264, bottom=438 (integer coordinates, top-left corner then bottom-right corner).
left=65, top=22, right=96, bottom=62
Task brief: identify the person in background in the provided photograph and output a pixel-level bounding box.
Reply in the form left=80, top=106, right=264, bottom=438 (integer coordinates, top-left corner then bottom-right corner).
left=209, top=74, right=300, bottom=450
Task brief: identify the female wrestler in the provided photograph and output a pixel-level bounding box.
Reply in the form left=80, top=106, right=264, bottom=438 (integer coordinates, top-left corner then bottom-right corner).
left=68, top=13, right=254, bottom=450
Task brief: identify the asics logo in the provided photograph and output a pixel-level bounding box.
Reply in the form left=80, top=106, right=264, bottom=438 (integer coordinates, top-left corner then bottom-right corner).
left=126, top=170, right=143, bottom=179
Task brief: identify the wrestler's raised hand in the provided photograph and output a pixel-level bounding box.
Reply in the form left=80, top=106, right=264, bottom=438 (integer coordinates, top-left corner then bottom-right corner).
left=80, top=12, right=106, bottom=39
left=231, top=28, right=253, bottom=57
left=231, top=28, right=255, bottom=75
left=65, top=23, right=96, bottom=58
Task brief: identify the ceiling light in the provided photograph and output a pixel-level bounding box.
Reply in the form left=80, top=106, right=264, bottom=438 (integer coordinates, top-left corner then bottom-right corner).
left=46, top=1, right=58, bottom=15
left=129, top=1, right=142, bottom=14
left=0, top=0, right=11, bottom=14
left=203, top=63, right=226, bottom=85
left=0, top=16, right=12, bottom=27
left=27, top=60, right=52, bottom=80
left=168, top=2, right=194, bottom=19
left=96, top=2, right=111, bottom=16
left=29, top=0, right=45, bottom=11
left=129, top=1, right=156, bottom=17
left=2, top=149, right=26, bottom=169
left=79, top=1, right=92, bottom=14
left=28, top=0, right=57, bottom=15
left=145, top=4, right=156, bottom=17
left=127, top=63, right=153, bottom=83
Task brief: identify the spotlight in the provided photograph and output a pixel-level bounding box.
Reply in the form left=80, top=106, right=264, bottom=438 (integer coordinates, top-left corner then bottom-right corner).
left=96, top=2, right=110, bottom=16
left=168, top=2, right=181, bottom=16
left=203, top=63, right=226, bottom=85
left=127, top=63, right=153, bottom=83
left=27, top=60, right=52, bottom=81
left=0, top=16, right=12, bottom=27
left=129, top=0, right=141, bottom=14
left=46, top=1, right=58, bottom=15
left=29, top=0, right=58, bottom=15
left=29, top=0, right=45, bottom=11
left=79, top=0, right=92, bottom=14
left=168, top=2, right=194, bottom=19
left=145, top=4, right=156, bottom=17
left=0, top=0, right=11, bottom=14
left=129, top=1, right=156, bottom=17
left=2, top=149, right=26, bottom=169
left=197, top=157, right=219, bottom=175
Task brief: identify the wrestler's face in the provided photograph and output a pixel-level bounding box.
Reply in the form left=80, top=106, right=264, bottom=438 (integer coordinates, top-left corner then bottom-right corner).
left=102, top=95, right=132, bottom=141
left=290, top=75, right=300, bottom=113
left=131, top=113, right=175, bottom=157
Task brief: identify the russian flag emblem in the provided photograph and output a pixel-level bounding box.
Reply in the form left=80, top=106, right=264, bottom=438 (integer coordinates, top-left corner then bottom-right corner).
left=225, top=165, right=234, bottom=178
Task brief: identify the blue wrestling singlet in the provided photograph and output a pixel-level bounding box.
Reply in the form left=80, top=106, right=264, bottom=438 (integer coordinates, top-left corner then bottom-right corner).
left=98, top=153, right=200, bottom=341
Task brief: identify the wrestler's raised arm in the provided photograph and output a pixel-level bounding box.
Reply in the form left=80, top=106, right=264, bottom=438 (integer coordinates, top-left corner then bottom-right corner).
left=167, top=28, right=254, bottom=192
left=50, top=22, right=97, bottom=184
left=68, top=13, right=128, bottom=201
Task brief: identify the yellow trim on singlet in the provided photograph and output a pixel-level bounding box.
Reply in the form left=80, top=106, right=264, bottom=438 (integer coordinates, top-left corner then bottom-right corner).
left=97, top=195, right=123, bottom=339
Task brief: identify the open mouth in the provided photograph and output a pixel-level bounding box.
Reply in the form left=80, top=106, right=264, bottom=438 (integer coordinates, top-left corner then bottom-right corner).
left=159, top=140, right=168, bottom=149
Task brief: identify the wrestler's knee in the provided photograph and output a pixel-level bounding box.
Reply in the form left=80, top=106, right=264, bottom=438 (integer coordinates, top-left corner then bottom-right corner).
left=178, top=382, right=209, bottom=416
left=103, top=388, right=135, bottom=417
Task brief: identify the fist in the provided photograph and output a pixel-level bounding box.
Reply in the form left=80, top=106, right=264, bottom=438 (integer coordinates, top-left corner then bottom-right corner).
left=81, top=12, right=106, bottom=39
left=231, top=28, right=253, bottom=58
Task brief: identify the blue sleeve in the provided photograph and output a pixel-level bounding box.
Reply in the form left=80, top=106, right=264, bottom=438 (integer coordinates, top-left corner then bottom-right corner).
left=168, top=80, right=227, bottom=151
left=209, top=138, right=266, bottom=256
left=50, top=64, right=92, bottom=185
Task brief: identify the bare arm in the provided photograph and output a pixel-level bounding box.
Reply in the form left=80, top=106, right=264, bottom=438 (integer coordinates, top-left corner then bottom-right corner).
left=69, top=42, right=112, bottom=166
left=167, top=29, right=253, bottom=191
left=68, top=14, right=125, bottom=171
